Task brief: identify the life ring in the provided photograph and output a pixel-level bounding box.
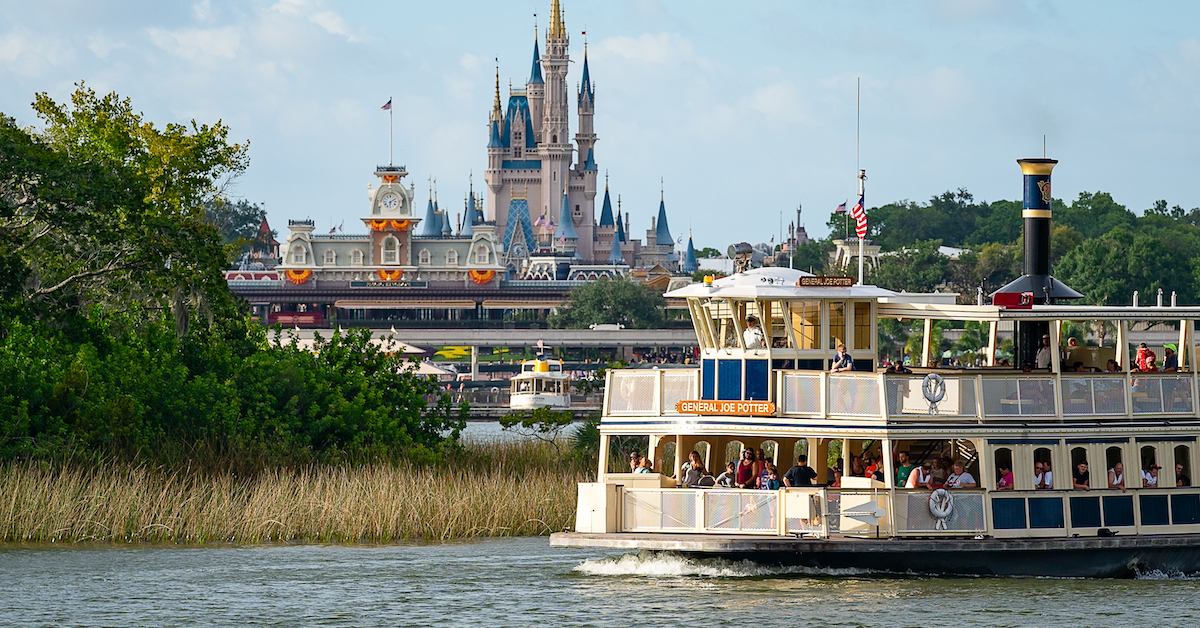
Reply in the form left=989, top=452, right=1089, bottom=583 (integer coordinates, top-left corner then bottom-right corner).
left=928, top=488, right=954, bottom=530
left=922, top=373, right=946, bottom=403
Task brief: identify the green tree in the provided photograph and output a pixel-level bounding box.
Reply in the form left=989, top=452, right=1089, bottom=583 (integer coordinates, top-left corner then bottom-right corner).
left=205, top=198, right=271, bottom=258
left=790, top=239, right=831, bottom=274
left=549, top=277, right=667, bottom=329
left=1057, top=191, right=1136, bottom=239
left=868, top=240, right=952, bottom=293
left=695, top=247, right=721, bottom=259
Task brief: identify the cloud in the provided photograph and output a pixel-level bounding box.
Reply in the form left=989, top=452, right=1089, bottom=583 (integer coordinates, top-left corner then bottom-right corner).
left=746, top=81, right=804, bottom=122
left=147, top=26, right=240, bottom=61
left=594, top=32, right=694, bottom=65
left=0, top=28, right=74, bottom=77
left=269, top=0, right=364, bottom=43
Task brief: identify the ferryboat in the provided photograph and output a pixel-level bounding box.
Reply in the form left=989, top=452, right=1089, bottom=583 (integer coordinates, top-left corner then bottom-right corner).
left=551, top=158, right=1200, bottom=577
left=510, top=355, right=572, bottom=410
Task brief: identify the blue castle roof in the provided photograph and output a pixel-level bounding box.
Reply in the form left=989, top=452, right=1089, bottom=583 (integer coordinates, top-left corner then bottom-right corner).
left=682, top=233, right=698, bottom=273
left=460, top=193, right=475, bottom=238
left=579, top=53, right=594, bottom=104
left=598, top=188, right=614, bottom=227
left=553, top=193, right=578, bottom=241
left=529, top=39, right=544, bottom=85
left=418, top=198, right=441, bottom=237
left=487, top=118, right=503, bottom=148
left=616, top=210, right=627, bottom=243
left=655, top=198, right=673, bottom=246
left=583, top=147, right=597, bottom=171
left=503, top=96, right=537, bottom=149
left=607, top=231, right=625, bottom=264
left=440, top=208, right=452, bottom=236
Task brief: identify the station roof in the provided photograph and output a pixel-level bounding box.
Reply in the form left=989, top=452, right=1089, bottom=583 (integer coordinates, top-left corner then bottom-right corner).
left=667, top=268, right=923, bottom=301
left=878, top=302, right=1200, bottom=322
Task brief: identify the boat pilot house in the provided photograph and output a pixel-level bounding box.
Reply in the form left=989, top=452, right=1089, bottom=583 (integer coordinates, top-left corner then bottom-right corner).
left=553, top=159, right=1200, bottom=577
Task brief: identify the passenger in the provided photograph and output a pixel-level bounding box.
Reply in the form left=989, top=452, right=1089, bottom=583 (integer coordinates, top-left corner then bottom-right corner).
left=830, top=467, right=843, bottom=488
left=831, top=343, right=854, bottom=372
left=1073, top=461, right=1091, bottom=490
left=1177, top=463, right=1192, bottom=487
left=863, top=452, right=879, bottom=477
left=743, top=315, right=766, bottom=349
left=1108, top=462, right=1128, bottom=493
left=929, top=457, right=948, bottom=487
left=635, top=457, right=653, bottom=474
left=761, top=467, right=781, bottom=490
left=1035, top=461, right=1054, bottom=490
left=754, top=449, right=768, bottom=486
left=783, top=455, right=818, bottom=487
left=1105, top=359, right=1121, bottom=373
left=629, top=452, right=643, bottom=473
left=996, top=464, right=1015, bottom=490
left=1163, top=345, right=1179, bottom=372
left=945, top=462, right=978, bottom=489
left=680, top=451, right=705, bottom=487
left=758, top=461, right=774, bottom=490
left=716, top=462, right=737, bottom=488
left=895, top=451, right=916, bottom=487
left=1035, top=334, right=1052, bottom=369
left=735, top=449, right=757, bottom=489
left=1142, top=464, right=1161, bottom=488
left=906, top=461, right=932, bottom=489
left=1136, top=343, right=1158, bottom=372
left=850, top=457, right=866, bottom=478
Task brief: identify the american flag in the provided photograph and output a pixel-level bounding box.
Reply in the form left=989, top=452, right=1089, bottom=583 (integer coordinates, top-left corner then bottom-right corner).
left=533, top=215, right=544, bottom=227
left=851, top=193, right=867, bottom=238
left=835, top=201, right=847, bottom=214
left=380, top=98, right=392, bottom=111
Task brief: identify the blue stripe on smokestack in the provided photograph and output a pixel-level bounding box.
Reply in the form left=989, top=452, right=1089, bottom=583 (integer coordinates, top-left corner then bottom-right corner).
left=1019, top=158, right=1056, bottom=278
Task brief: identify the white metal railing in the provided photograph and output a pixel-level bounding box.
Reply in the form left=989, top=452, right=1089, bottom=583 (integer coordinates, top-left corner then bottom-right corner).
left=702, top=490, right=778, bottom=533
left=603, top=367, right=1199, bottom=422
left=623, top=489, right=700, bottom=532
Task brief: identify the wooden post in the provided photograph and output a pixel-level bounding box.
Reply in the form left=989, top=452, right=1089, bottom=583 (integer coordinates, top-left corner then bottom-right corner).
left=987, top=321, right=998, bottom=367
left=922, top=318, right=933, bottom=368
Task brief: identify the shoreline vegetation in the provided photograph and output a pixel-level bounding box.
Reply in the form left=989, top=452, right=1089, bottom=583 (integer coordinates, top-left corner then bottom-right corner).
left=0, top=438, right=591, bottom=544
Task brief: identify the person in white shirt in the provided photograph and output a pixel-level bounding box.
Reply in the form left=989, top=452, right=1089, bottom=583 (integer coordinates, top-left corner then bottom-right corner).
left=1142, top=464, right=1161, bottom=488
left=1035, top=334, right=1053, bottom=369
left=906, top=462, right=933, bottom=489
left=1108, top=462, right=1127, bottom=492
left=945, top=462, right=978, bottom=489
left=1034, top=461, right=1054, bottom=490
left=743, top=315, right=766, bottom=349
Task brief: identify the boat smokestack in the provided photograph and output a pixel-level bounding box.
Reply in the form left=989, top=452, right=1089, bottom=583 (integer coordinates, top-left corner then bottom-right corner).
left=1020, top=158, right=1056, bottom=279
left=992, top=157, right=1084, bottom=369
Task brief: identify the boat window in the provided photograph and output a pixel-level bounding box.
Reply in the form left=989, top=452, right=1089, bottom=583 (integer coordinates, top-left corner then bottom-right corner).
left=994, top=447, right=1014, bottom=490
left=523, top=364, right=534, bottom=372
left=761, top=440, right=779, bottom=466
left=853, top=302, right=871, bottom=351
left=661, top=441, right=677, bottom=476
left=725, top=440, right=746, bottom=467
left=694, top=441, right=712, bottom=472
left=1071, top=447, right=1089, bottom=487
left=1033, top=447, right=1053, bottom=489
left=1176, top=445, right=1192, bottom=487
left=760, top=301, right=788, bottom=349
left=708, top=300, right=742, bottom=349
left=515, top=379, right=531, bottom=393
left=550, top=363, right=562, bottom=372
left=1141, top=445, right=1158, bottom=478
left=1105, top=446, right=1124, bottom=486
left=789, top=300, right=820, bottom=350
left=692, top=301, right=716, bottom=349
left=828, top=301, right=846, bottom=351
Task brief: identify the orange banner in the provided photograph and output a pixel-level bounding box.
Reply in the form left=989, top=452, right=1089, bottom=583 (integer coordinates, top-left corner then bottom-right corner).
left=376, top=269, right=404, bottom=281
left=674, top=400, right=776, bottom=416
left=284, top=269, right=312, bottom=285
left=468, top=269, right=495, bottom=285
left=369, top=220, right=389, bottom=231
left=390, top=219, right=410, bottom=231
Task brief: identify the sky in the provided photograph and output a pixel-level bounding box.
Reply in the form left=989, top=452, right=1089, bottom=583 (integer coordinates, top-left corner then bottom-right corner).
left=3, top=0, right=1200, bottom=252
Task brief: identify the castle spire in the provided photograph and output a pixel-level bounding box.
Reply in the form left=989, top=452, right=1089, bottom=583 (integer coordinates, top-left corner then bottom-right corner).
left=682, top=230, right=698, bottom=274
left=491, top=66, right=503, bottom=123
left=548, top=0, right=566, bottom=40
left=529, top=36, right=544, bottom=85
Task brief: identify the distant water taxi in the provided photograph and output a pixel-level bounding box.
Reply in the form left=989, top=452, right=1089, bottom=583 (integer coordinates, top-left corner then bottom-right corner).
left=510, top=356, right=572, bottom=410
left=551, top=158, right=1200, bottom=577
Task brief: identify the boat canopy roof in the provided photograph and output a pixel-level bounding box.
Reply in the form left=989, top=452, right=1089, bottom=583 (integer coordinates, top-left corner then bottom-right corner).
left=666, top=267, right=911, bottom=301
left=879, top=302, right=1200, bottom=323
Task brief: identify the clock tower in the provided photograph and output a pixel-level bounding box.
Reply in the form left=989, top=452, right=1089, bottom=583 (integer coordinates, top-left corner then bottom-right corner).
left=364, top=165, right=417, bottom=267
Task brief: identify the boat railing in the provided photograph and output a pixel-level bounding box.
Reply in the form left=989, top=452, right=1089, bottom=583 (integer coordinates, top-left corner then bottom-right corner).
left=893, top=489, right=988, bottom=535
left=604, top=368, right=1199, bottom=422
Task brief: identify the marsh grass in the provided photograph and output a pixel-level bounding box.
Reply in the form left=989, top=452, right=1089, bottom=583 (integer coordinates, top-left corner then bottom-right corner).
left=0, top=437, right=593, bottom=543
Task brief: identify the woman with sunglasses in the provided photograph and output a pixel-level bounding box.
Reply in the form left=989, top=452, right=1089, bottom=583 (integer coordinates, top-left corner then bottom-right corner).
left=906, top=461, right=933, bottom=489
left=735, top=449, right=757, bottom=489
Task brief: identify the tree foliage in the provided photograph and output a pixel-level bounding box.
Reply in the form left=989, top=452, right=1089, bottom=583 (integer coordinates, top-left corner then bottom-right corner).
left=0, top=85, right=462, bottom=468
left=549, top=277, right=667, bottom=329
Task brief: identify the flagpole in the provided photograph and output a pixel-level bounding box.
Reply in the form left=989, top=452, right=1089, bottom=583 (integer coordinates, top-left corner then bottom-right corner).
left=389, top=95, right=393, bottom=166
left=858, top=170, right=865, bottom=285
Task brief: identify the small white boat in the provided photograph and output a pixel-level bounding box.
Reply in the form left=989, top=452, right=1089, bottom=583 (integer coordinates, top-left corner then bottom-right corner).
left=510, top=356, right=571, bottom=410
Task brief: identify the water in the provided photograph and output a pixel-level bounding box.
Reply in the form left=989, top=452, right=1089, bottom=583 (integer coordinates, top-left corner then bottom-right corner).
left=3, top=538, right=1200, bottom=627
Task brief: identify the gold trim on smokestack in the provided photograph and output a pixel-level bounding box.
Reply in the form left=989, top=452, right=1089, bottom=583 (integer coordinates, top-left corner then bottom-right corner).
left=1017, top=158, right=1058, bottom=176
left=1022, top=209, right=1052, bottom=218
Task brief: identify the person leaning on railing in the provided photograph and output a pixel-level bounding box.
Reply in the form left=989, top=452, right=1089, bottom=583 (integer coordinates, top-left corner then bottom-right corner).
left=1035, top=461, right=1054, bottom=490
left=945, top=462, right=978, bottom=489
left=1073, top=461, right=1091, bottom=490
left=1108, top=462, right=1128, bottom=493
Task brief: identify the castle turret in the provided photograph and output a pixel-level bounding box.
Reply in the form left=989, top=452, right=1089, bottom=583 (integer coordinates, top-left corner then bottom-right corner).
left=553, top=192, right=578, bottom=255
left=527, top=36, right=544, bottom=141
left=486, top=68, right=505, bottom=198
left=682, top=231, right=698, bottom=274
left=418, top=197, right=440, bottom=237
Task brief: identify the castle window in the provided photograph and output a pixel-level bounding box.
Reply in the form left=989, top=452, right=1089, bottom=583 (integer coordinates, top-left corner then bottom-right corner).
left=419, top=249, right=431, bottom=265
left=351, top=249, right=363, bottom=265
left=513, top=146, right=522, bottom=158
left=323, top=250, right=335, bottom=265
left=552, top=134, right=557, bottom=143
left=383, top=236, right=399, bottom=264
left=446, top=250, right=458, bottom=266
left=475, top=245, right=489, bottom=265
left=290, top=244, right=307, bottom=265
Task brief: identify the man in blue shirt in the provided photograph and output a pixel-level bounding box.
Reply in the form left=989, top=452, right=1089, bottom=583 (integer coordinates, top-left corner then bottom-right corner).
left=831, top=343, right=854, bottom=372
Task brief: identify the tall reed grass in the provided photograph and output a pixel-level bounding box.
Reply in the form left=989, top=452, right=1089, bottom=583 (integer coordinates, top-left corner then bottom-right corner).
left=0, top=438, right=592, bottom=543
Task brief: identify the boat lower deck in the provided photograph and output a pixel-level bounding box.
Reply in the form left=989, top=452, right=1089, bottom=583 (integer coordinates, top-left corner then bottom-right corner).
left=551, top=531, right=1200, bottom=578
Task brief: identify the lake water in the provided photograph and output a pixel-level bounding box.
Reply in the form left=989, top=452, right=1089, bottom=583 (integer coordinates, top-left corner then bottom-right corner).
left=3, top=537, right=1200, bottom=627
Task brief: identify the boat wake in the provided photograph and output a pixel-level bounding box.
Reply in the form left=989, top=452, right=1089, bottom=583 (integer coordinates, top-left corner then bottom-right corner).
left=1134, top=568, right=1200, bottom=580
left=573, top=551, right=877, bottom=578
